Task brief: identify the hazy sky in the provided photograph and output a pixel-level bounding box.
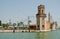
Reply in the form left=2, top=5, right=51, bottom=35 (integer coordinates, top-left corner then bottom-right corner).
left=0, top=0, right=60, bottom=26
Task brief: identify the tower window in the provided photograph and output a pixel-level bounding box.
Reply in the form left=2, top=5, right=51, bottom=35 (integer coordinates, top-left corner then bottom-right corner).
left=38, top=10, right=40, bottom=13
left=38, top=25, right=39, bottom=28
left=50, top=26, right=52, bottom=29
left=42, top=25, right=44, bottom=28
left=37, top=25, right=40, bottom=30
left=42, top=25, right=44, bottom=30
left=42, top=10, right=43, bottom=13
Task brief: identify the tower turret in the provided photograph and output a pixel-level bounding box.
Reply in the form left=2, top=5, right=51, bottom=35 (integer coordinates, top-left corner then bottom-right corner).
left=38, top=5, right=45, bottom=14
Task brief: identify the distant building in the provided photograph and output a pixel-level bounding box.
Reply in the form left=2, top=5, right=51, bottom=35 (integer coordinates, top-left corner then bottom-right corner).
left=29, top=24, right=36, bottom=30
left=36, top=5, right=57, bottom=31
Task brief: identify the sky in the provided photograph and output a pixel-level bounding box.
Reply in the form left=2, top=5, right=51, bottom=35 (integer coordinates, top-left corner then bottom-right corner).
left=0, top=0, right=60, bottom=26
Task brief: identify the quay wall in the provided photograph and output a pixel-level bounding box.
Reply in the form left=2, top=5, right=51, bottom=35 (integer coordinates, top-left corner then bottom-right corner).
left=0, top=30, right=52, bottom=32
left=0, top=30, right=36, bottom=32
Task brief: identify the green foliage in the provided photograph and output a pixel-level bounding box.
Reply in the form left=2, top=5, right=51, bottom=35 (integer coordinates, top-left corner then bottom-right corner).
left=17, top=23, right=20, bottom=26
left=17, top=22, right=24, bottom=26
left=20, top=22, right=24, bottom=25
left=2, top=23, right=9, bottom=28
left=13, top=23, right=16, bottom=26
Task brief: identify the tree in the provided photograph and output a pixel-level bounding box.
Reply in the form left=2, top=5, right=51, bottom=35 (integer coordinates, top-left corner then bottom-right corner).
left=13, top=23, right=16, bottom=26
left=20, top=22, right=24, bottom=26
left=2, top=23, right=9, bottom=28
left=0, top=20, right=2, bottom=26
left=17, top=22, right=24, bottom=26
left=17, top=23, right=20, bottom=26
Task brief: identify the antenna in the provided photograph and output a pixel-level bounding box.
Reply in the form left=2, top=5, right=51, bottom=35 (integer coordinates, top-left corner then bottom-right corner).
left=9, top=19, right=11, bottom=26
left=28, top=16, right=30, bottom=27
left=50, top=16, right=54, bottom=23
left=48, top=12, right=50, bottom=22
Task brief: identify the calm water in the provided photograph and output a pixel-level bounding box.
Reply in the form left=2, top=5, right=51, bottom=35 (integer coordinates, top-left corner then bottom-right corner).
left=0, top=30, right=60, bottom=39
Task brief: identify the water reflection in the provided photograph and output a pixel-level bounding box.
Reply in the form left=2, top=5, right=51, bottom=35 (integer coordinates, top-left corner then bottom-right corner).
left=36, top=32, right=49, bottom=39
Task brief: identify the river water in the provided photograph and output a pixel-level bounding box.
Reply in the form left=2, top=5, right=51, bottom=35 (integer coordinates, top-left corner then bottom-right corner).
left=0, top=30, right=60, bottom=39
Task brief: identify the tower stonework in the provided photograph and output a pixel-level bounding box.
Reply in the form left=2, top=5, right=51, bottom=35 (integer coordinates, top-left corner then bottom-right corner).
left=36, top=5, right=46, bottom=30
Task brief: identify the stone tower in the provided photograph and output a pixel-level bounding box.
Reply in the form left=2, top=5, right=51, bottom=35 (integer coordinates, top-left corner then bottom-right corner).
left=36, top=5, right=46, bottom=30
